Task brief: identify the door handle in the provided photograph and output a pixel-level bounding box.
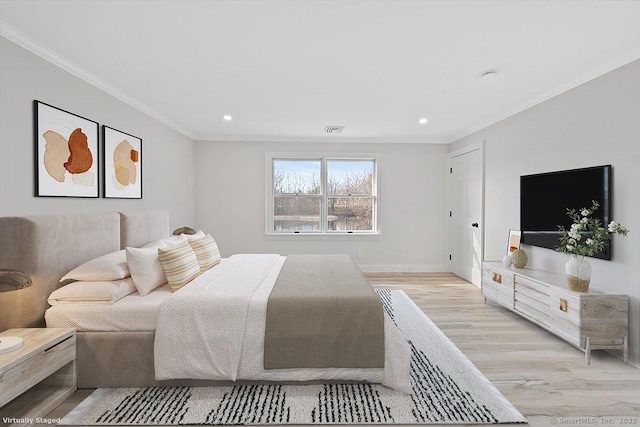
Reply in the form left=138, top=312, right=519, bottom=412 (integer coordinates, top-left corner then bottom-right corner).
left=471, top=222, right=479, bottom=228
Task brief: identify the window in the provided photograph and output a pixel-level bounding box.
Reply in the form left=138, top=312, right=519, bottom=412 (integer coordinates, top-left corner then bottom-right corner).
left=273, top=159, right=322, bottom=232
left=268, top=154, right=378, bottom=235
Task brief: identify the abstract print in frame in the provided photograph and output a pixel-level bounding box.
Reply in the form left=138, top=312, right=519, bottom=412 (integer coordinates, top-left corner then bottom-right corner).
left=103, top=126, right=142, bottom=199
left=506, top=229, right=521, bottom=256
left=34, top=100, right=99, bottom=197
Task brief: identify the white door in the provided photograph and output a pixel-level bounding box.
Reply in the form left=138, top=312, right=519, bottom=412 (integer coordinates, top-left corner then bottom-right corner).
left=448, top=145, right=483, bottom=286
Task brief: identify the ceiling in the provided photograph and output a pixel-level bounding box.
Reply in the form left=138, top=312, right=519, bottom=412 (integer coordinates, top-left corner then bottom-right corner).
left=1, top=1, right=639, bottom=143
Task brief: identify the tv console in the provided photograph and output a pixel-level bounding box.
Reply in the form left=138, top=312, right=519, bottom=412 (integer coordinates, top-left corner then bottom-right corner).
left=482, top=261, right=628, bottom=364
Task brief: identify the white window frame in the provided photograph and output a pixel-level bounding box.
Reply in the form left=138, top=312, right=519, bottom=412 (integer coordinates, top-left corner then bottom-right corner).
left=266, top=152, right=381, bottom=237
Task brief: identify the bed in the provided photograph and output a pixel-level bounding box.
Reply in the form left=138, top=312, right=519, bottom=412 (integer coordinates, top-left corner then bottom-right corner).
left=0, top=211, right=410, bottom=392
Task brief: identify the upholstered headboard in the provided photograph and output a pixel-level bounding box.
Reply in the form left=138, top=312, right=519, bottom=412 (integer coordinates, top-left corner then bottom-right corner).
left=0, top=210, right=169, bottom=331
left=119, top=210, right=169, bottom=249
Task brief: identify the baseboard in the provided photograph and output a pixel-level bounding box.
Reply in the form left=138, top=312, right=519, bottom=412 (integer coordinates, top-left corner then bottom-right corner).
left=358, top=264, right=449, bottom=273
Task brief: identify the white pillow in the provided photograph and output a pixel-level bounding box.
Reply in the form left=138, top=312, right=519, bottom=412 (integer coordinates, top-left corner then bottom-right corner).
left=142, top=234, right=188, bottom=249
left=60, top=250, right=129, bottom=282
left=126, top=246, right=168, bottom=296
left=48, top=278, right=136, bottom=305
left=142, top=239, right=165, bottom=249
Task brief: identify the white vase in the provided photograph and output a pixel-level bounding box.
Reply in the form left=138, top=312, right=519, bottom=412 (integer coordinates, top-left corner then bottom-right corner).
left=566, top=255, right=592, bottom=292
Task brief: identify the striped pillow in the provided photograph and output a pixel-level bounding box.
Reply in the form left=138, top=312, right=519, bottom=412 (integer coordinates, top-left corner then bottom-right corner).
left=157, top=241, right=200, bottom=291
left=188, top=234, right=221, bottom=272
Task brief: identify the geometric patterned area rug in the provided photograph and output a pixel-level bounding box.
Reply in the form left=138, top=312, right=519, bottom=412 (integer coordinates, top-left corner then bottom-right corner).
left=59, top=290, right=526, bottom=425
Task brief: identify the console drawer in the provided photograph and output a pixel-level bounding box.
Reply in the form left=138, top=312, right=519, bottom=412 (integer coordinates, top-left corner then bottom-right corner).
left=515, top=298, right=550, bottom=326
left=514, top=275, right=550, bottom=324
left=515, top=275, right=550, bottom=297
left=549, top=290, right=580, bottom=325
left=482, top=264, right=514, bottom=308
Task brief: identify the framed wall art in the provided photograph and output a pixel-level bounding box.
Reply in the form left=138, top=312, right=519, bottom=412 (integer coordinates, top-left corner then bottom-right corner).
left=103, top=126, right=142, bottom=199
left=506, top=229, right=521, bottom=256
left=34, top=100, right=99, bottom=197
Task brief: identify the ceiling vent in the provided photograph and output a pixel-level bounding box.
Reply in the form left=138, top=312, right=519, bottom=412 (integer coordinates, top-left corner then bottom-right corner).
left=325, top=126, right=345, bottom=134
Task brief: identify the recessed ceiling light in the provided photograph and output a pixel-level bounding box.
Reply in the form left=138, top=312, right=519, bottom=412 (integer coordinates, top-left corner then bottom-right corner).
left=418, top=118, right=428, bottom=125
left=223, top=115, right=232, bottom=121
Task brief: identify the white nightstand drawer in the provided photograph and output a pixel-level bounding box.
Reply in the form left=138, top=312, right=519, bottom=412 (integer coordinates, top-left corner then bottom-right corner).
left=1, top=334, right=75, bottom=406
left=0, top=328, right=77, bottom=423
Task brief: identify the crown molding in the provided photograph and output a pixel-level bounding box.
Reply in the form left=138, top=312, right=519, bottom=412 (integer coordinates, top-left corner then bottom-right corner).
left=0, top=20, right=196, bottom=140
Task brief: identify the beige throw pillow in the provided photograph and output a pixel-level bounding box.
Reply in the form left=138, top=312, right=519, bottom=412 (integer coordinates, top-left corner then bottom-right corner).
left=157, top=241, right=200, bottom=291
left=188, top=234, right=221, bottom=272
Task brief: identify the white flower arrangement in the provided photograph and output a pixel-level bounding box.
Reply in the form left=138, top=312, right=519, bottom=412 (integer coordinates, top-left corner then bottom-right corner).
left=556, top=201, right=628, bottom=257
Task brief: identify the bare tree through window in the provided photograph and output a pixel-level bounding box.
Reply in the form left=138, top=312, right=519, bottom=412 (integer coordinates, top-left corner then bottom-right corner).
left=271, top=158, right=376, bottom=233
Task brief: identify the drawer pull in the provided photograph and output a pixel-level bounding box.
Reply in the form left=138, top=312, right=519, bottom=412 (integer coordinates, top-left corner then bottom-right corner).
left=45, top=335, right=73, bottom=352
left=492, top=273, right=502, bottom=284
left=559, top=298, right=568, bottom=312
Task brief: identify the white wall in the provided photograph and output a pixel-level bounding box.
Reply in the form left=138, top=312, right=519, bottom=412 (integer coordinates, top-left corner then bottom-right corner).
left=450, top=60, right=640, bottom=366
left=194, top=141, right=449, bottom=271
left=0, top=37, right=196, bottom=229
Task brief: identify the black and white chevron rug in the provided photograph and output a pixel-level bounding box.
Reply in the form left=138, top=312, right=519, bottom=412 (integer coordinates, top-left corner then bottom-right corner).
left=60, top=290, right=526, bottom=425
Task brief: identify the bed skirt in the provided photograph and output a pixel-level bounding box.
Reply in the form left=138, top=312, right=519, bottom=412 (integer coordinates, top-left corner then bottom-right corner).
left=77, top=332, right=258, bottom=388
left=79, top=331, right=164, bottom=388
left=76, top=332, right=378, bottom=389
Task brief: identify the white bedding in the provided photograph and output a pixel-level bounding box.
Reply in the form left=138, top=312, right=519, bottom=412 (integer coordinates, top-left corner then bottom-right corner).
left=155, top=254, right=284, bottom=381
left=45, top=257, right=246, bottom=331
left=155, top=254, right=411, bottom=392
left=47, top=254, right=411, bottom=392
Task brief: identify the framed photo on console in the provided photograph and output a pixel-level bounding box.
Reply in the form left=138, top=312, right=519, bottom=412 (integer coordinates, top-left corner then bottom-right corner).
left=103, top=126, right=142, bottom=199
left=34, top=100, right=99, bottom=197
left=506, top=229, right=521, bottom=256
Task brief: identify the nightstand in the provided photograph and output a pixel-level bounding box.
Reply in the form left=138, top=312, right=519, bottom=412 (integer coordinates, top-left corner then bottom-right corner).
left=0, top=328, right=76, bottom=425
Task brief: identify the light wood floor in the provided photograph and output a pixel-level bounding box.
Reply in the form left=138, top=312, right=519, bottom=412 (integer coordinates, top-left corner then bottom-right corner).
left=46, top=273, right=639, bottom=427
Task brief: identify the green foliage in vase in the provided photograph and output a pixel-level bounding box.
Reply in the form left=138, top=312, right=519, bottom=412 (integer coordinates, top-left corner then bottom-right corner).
left=556, top=201, right=629, bottom=257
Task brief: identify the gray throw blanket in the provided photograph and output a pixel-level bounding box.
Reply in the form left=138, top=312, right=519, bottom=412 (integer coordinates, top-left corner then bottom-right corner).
left=264, top=254, right=384, bottom=369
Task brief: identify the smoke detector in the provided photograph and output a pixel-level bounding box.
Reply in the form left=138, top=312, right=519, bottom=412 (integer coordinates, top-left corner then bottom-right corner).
left=325, top=126, right=345, bottom=134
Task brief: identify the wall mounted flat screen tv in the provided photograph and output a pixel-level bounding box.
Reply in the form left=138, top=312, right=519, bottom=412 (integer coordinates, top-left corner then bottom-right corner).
left=520, top=165, right=612, bottom=260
